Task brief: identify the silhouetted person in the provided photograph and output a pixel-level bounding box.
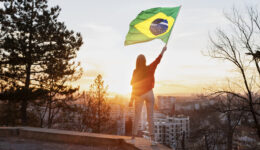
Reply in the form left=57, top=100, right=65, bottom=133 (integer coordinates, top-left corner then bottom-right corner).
left=129, top=46, right=167, bottom=145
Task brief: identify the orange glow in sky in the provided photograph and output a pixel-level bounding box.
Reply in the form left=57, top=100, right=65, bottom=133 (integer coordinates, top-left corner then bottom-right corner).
left=50, top=0, right=259, bottom=96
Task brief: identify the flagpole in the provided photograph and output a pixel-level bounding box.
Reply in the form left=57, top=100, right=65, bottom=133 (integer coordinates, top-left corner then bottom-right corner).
left=165, top=5, right=182, bottom=47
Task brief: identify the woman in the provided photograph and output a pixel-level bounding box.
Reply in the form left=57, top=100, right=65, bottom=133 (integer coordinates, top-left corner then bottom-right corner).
left=129, top=46, right=167, bottom=145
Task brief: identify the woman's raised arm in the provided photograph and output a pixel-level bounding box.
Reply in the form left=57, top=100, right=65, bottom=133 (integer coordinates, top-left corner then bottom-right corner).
left=149, top=46, right=167, bottom=69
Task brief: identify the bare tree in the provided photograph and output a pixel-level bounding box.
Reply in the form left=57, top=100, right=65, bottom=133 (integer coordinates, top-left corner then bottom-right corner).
left=207, top=6, right=260, bottom=138
left=189, top=108, right=224, bottom=150
left=76, top=91, right=97, bottom=132
left=211, top=94, right=244, bottom=150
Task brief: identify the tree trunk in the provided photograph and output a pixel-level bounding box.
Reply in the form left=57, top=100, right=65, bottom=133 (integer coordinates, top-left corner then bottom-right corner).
left=205, top=134, right=209, bottom=150
left=253, top=57, right=260, bottom=76
left=47, top=96, right=53, bottom=128
left=7, top=101, right=12, bottom=126
left=21, top=0, right=34, bottom=125
left=21, top=63, right=31, bottom=125
left=227, top=131, right=233, bottom=150
left=47, top=102, right=52, bottom=128
left=250, top=104, right=260, bottom=138
left=227, top=115, right=233, bottom=150
left=40, top=118, right=43, bottom=128
left=97, top=89, right=101, bottom=133
left=21, top=99, right=27, bottom=125
left=240, top=67, right=260, bottom=138
left=226, top=110, right=233, bottom=150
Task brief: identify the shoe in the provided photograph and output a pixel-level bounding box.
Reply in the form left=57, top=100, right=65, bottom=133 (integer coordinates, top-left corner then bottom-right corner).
left=130, top=137, right=135, bottom=145
left=150, top=137, right=157, bottom=146
left=151, top=140, right=157, bottom=146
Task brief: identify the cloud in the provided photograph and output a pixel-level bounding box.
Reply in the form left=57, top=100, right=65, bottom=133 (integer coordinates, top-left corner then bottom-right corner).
left=81, top=23, right=116, bottom=33
left=83, top=69, right=103, bottom=78
left=154, top=80, right=203, bottom=95
left=157, top=80, right=189, bottom=89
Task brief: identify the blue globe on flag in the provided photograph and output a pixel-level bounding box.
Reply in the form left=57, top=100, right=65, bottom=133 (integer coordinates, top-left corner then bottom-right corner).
left=149, top=19, right=168, bottom=36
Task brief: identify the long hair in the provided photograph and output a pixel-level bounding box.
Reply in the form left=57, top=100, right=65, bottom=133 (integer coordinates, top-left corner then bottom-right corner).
left=134, top=54, right=148, bottom=81
left=136, top=54, right=146, bottom=71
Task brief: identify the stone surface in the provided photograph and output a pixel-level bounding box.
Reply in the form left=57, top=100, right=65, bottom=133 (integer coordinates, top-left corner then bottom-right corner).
left=0, top=137, right=120, bottom=150
left=0, top=127, right=172, bottom=150
left=124, top=138, right=171, bottom=150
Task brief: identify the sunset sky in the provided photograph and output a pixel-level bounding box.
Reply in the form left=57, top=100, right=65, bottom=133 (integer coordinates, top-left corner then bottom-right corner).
left=49, top=0, right=259, bottom=96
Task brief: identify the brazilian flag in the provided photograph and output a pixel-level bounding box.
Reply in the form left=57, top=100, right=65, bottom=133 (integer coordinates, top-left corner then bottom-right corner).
left=124, top=6, right=181, bottom=46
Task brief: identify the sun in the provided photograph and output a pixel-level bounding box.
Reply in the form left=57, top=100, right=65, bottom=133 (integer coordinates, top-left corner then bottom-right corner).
left=106, top=78, right=132, bottom=95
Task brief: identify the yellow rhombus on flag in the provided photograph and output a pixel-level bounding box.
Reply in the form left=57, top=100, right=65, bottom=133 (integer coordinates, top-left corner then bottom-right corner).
left=125, top=6, right=181, bottom=46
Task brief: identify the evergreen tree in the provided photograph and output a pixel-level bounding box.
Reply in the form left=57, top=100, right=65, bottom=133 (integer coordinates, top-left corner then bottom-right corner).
left=89, top=74, right=110, bottom=133
left=0, top=0, right=83, bottom=125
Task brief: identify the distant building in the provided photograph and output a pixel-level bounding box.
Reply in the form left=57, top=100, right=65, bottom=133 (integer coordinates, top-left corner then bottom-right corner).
left=110, top=104, right=125, bottom=135
left=174, top=99, right=216, bottom=111
left=144, top=115, right=190, bottom=149
left=157, top=96, right=176, bottom=114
